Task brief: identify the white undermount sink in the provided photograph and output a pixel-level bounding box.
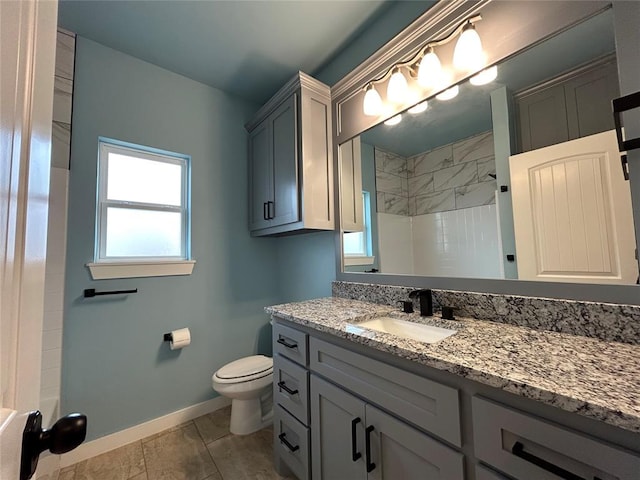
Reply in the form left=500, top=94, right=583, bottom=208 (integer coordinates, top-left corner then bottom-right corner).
left=348, top=317, right=457, bottom=344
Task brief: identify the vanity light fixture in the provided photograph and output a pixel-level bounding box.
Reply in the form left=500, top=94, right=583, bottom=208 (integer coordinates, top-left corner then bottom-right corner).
left=363, top=83, right=383, bottom=116
left=361, top=14, right=484, bottom=116
left=384, top=114, right=402, bottom=126
left=453, top=21, right=484, bottom=71
left=387, top=67, right=410, bottom=104
left=408, top=101, right=428, bottom=114
left=436, top=85, right=459, bottom=101
left=469, top=65, right=498, bottom=85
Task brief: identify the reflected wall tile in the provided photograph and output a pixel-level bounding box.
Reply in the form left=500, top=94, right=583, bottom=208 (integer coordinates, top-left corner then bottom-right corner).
left=408, top=173, right=434, bottom=198
left=433, top=161, right=478, bottom=191
left=384, top=193, right=409, bottom=216
left=376, top=192, right=385, bottom=213
left=53, top=76, right=73, bottom=123
left=415, top=190, right=455, bottom=215
left=408, top=198, right=417, bottom=216
left=55, top=31, right=75, bottom=80
left=477, top=157, right=497, bottom=182
left=51, top=122, right=71, bottom=169
left=375, top=148, right=408, bottom=176
left=376, top=171, right=406, bottom=195
left=453, top=131, right=494, bottom=164
left=455, top=180, right=497, bottom=209
left=412, top=144, right=453, bottom=175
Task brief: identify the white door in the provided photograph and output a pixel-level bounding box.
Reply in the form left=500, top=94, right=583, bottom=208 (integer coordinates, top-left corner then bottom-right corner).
left=1, top=0, right=57, bottom=478
left=510, top=130, right=638, bottom=284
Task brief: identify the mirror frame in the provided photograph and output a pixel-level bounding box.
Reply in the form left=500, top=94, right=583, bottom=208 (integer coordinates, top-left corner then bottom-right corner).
left=333, top=0, right=640, bottom=305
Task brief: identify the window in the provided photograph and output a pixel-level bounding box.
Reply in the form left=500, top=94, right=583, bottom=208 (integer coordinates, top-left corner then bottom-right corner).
left=344, top=191, right=375, bottom=266
left=87, top=139, right=195, bottom=279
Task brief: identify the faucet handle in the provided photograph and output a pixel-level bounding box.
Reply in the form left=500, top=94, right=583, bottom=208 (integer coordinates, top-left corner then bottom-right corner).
left=441, top=306, right=456, bottom=320
left=397, top=300, right=414, bottom=314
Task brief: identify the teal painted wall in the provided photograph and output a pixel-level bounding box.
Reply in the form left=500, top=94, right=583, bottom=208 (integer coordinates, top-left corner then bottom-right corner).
left=63, top=37, right=281, bottom=441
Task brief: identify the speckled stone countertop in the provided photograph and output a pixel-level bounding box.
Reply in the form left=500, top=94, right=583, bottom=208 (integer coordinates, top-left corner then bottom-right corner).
left=265, top=297, right=640, bottom=434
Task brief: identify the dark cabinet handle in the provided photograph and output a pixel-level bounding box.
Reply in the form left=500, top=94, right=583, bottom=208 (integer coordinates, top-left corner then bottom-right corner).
left=351, top=417, right=361, bottom=461
left=267, top=201, right=275, bottom=219
left=365, top=425, right=376, bottom=473
left=263, top=202, right=268, bottom=221
left=277, top=381, right=298, bottom=396
left=512, top=441, right=586, bottom=480
left=278, top=432, right=299, bottom=453
left=276, top=337, right=297, bottom=349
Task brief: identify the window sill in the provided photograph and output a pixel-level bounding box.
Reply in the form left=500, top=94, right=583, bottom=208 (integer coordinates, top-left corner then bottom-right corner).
left=87, top=260, right=196, bottom=280
left=344, top=256, right=375, bottom=266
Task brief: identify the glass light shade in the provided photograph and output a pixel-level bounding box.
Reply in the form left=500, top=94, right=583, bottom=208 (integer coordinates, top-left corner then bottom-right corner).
left=408, top=101, right=428, bottom=114
left=387, top=68, right=409, bottom=104
left=470, top=65, right=498, bottom=86
left=435, top=85, right=459, bottom=101
left=384, top=114, right=402, bottom=126
left=363, top=85, right=383, bottom=116
left=453, top=23, right=483, bottom=71
left=417, top=48, right=442, bottom=88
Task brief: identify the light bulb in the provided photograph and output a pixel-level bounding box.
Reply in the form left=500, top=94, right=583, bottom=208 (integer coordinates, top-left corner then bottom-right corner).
left=384, top=114, right=402, bottom=126
left=408, top=101, right=428, bottom=114
left=436, top=85, right=459, bottom=101
left=387, top=68, right=409, bottom=104
left=363, top=84, right=383, bottom=116
left=470, top=66, right=498, bottom=86
left=453, top=22, right=484, bottom=71
left=417, top=47, right=442, bottom=89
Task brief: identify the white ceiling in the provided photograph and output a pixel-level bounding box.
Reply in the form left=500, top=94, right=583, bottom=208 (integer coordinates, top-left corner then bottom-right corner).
left=58, top=0, right=394, bottom=103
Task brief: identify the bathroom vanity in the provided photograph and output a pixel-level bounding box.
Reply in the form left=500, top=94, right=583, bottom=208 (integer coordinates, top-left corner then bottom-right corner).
left=267, top=293, right=640, bottom=480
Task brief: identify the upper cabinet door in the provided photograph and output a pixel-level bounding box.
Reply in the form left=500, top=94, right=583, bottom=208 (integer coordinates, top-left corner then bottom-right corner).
left=270, top=93, right=300, bottom=228
left=340, top=137, right=364, bottom=233
left=248, top=121, right=272, bottom=231
left=510, top=130, right=638, bottom=284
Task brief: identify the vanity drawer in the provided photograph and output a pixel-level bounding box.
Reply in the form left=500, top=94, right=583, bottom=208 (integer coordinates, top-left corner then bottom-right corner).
left=274, top=404, right=309, bottom=480
left=475, top=464, right=509, bottom=480
left=309, top=336, right=461, bottom=447
left=274, top=354, right=309, bottom=425
left=273, top=321, right=308, bottom=366
left=472, top=396, right=640, bottom=480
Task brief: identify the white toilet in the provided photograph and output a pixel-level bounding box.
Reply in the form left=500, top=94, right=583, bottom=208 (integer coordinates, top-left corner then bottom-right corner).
left=212, top=355, right=274, bottom=435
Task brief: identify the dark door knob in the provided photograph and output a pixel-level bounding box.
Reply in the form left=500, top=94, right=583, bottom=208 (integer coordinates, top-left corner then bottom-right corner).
left=20, top=410, right=87, bottom=480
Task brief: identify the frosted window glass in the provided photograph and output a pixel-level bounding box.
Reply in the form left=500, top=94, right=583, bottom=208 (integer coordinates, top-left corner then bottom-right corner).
left=105, top=208, right=182, bottom=257
left=344, top=231, right=366, bottom=256
left=107, top=153, right=182, bottom=206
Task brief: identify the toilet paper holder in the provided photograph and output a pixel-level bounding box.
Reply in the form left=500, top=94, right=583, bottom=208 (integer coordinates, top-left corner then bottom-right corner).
left=163, top=333, right=173, bottom=342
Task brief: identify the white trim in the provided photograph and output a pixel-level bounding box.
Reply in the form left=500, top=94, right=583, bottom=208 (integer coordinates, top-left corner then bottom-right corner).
left=60, top=396, right=231, bottom=468
left=87, top=260, right=196, bottom=279
left=344, top=256, right=375, bottom=266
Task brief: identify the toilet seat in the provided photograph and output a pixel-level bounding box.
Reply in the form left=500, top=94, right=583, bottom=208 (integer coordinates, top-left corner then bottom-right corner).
left=213, top=355, right=273, bottom=384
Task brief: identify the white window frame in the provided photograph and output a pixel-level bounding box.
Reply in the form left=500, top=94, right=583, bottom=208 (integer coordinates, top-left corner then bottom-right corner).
left=86, top=139, right=195, bottom=279
left=344, top=191, right=375, bottom=266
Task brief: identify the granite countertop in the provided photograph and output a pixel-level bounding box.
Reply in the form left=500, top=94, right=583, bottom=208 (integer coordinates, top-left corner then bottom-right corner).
left=266, top=297, right=640, bottom=433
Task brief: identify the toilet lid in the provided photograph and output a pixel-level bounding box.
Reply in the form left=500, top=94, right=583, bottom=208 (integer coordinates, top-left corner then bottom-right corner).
left=216, top=355, right=273, bottom=380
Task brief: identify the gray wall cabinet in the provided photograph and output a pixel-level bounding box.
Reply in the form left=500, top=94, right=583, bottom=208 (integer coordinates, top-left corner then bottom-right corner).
left=517, top=58, right=619, bottom=153
left=271, top=318, right=640, bottom=480
left=246, top=72, right=334, bottom=237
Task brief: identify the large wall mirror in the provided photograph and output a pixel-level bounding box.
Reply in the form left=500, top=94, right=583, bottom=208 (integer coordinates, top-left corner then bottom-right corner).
left=334, top=1, right=640, bottom=303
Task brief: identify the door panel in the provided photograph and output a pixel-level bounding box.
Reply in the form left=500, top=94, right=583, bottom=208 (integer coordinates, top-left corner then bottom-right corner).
left=248, top=123, right=271, bottom=231
left=510, top=130, right=637, bottom=283
left=340, top=137, right=364, bottom=233
left=366, top=405, right=464, bottom=479
left=310, top=375, right=366, bottom=480
left=271, top=94, right=300, bottom=227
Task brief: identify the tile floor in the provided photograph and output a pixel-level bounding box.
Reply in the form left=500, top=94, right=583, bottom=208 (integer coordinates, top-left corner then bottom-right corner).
left=40, top=406, right=290, bottom=480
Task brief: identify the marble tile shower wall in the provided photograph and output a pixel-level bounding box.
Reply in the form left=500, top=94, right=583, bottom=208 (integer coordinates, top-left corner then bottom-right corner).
left=375, top=131, right=498, bottom=216
left=332, top=281, right=640, bottom=345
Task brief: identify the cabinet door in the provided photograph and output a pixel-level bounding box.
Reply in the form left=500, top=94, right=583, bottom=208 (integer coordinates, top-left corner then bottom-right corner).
left=517, top=84, right=569, bottom=152
left=311, top=375, right=367, bottom=480
left=365, top=405, right=464, bottom=480
left=340, top=137, right=364, bottom=232
left=248, top=121, right=272, bottom=231
left=271, top=93, right=300, bottom=227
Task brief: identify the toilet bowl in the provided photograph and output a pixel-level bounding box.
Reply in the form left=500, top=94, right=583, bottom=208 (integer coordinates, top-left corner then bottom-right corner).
left=212, top=355, right=273, bottom=435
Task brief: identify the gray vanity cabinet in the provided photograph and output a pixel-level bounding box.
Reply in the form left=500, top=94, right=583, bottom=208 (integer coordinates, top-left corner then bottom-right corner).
left=311, top=375, right=464, bottom=480
left=246, top=72, right=334, bottom=237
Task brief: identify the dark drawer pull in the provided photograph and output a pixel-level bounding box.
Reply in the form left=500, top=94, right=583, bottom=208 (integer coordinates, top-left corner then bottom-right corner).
left=263, top=202, right=268, bottom=221
left=276, top=337, right=298, bottom=349
left=278, top=432, right=299, bottom=453
left=365, top=425, right=376, bottom=473
left=277, top=381, right=298, bottom=396
left=351, top=417, right=361, bottom=461
left=512, top=441, right=585, bottom=480
left=613, top=91, right=640, bottom=152
left=267, top=200, right=275, bottom=219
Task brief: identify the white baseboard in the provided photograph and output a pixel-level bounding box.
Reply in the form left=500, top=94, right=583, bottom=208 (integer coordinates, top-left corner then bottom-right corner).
left=59, top=396, right=231, bottom=468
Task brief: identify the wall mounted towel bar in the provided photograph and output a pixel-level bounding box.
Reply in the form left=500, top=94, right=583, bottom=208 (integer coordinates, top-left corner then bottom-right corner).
left=83, top=288, right=137, bottom=298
